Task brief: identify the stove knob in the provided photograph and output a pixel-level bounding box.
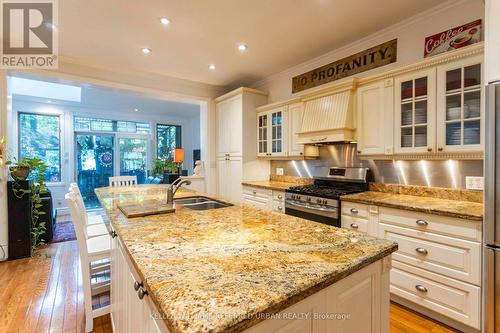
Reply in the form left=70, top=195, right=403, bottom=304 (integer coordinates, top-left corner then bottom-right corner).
left=316, top=199, right=322, bottom=204
left=306, top=197, right=311, bottom=202
left=323, top=200, right=328, bottom=205
left=297, top=196, right=301, bottom=200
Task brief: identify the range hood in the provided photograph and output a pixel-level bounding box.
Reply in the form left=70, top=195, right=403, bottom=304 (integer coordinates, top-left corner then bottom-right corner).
left=297, top=88, right=355, bottom=144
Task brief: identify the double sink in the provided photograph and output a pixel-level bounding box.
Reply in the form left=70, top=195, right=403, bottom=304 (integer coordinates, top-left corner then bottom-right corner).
left=174, top=196, right=233, bottom=211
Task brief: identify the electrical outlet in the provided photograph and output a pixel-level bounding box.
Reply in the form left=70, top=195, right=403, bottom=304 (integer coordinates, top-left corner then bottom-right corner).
left=276, top=167, right=284, bottom=176
left=466, top=176, right=484, bottom=190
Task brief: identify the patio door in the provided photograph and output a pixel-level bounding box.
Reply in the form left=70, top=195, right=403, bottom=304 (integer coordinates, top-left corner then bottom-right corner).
left=75, top=133, right=115, bottom=208
left=117, top=135, right=149, bottom=183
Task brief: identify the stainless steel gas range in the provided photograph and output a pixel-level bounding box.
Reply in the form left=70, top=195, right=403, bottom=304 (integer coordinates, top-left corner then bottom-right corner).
left=285, top=167, right=370, bottom=227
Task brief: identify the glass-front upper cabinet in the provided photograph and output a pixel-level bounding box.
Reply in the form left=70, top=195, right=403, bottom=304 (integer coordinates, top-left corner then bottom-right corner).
left=257, top=113, right=268, bottom=156
left=437, top=56, right=483, bottom=153
left=394, top=68, right=436, bottom=154
left=256, top=107, right=287, bottom=157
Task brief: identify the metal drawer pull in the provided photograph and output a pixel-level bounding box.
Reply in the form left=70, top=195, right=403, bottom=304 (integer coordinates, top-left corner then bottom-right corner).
left=138, top=287, right=148, bottom=299
left=350, top=208, right=358, bottom=214
left=278, top=195, right=283, bottom=199
left=278, top=206, right=283, bottom=211
left=415, top=285, right=428, bottom=293
left=416, top=219, right=428, bottom=226
left=253, top=190, right=257, bottom=195
left=134, top=281, right=143, bottom=291
left=415, top=247, right=428, bottom=255
left=350, top=223, right=359, bottom=229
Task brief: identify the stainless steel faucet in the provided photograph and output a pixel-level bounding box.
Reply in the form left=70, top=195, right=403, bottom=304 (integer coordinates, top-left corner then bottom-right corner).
left=167, top=178, right=192, bottom=204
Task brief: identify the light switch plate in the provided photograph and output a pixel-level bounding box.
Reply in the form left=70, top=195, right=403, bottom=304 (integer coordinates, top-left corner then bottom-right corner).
left=466, top=176, right=484, bottom=190
left=276, top=167, right=284, bottom=176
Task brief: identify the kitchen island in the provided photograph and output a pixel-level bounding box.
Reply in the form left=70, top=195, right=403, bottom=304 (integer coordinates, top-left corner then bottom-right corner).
left=96, top=185, right=397, bottom=333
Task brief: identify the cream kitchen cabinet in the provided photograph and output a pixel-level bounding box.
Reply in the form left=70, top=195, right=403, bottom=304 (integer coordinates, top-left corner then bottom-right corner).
left=217, top=94, right=243, bottom=157
left=486, top=0, right=500, bottom=84
left=242, top=185, right=285, bottom=213
left=217, top=156, right=243, bottom=203
left=377, top=207, right=482, bottom=330
left=287, top=102, right=305, bottom=157
left=356, top=79, right=394, bottom=156
left=394, top=68, right=437, bottom=154
left=111, top=235, right=166, bottom=333
left=340, top=199, right=482, bottom=331
left=257, top=106, right=287, bottom=157
left=215, top=88, right=268, bottom=201
left=340, top=202, right=378, bottom=236
left=436, top=55, right=484, bottom=153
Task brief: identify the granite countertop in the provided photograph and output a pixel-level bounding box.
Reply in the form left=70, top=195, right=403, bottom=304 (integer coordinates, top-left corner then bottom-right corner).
left=341, top=191, right=483, bottom=221
left=96, top=185, right=397, bottom=333
left=241, top=180, right=298, bottom=191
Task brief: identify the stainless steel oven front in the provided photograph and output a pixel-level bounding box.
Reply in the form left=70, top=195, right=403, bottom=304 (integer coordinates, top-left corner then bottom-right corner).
left=284, top=193, right=340, bottom=227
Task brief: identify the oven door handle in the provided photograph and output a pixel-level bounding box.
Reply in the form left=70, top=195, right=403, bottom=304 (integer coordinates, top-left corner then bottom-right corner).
left=286, top=200, right=338, bottom=213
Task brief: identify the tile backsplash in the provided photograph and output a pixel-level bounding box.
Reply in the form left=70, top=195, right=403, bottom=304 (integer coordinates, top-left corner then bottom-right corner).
left=270, top=143, right=483, bottom=189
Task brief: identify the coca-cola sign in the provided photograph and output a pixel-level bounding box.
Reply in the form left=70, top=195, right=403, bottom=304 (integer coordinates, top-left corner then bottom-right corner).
left=424, top=19, right=481, bottom=58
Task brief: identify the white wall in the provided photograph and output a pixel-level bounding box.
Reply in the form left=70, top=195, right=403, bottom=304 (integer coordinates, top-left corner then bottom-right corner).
left=8, top=98, right=200, bottom=210
left=251, top=0, right=485, bottom=103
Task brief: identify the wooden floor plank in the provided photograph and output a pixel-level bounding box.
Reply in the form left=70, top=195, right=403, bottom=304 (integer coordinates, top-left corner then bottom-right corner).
left=0, top=241, right=458, bottom=333
left=36, top=242, right=64, bottom=333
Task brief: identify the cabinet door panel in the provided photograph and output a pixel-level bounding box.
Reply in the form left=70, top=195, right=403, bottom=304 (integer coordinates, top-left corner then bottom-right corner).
left=394, top=69, right=436, bottom=154
left=217, top=96, right=242, bottom=156
left=357, top=81, right=386, bottom=155
left=288, top=103, right=304, bottom=157
left=436, top=56, right=483, bottom=153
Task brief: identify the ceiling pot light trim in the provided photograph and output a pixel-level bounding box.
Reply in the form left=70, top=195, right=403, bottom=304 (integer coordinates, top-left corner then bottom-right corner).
left=160, top=17, right=170, bottom=25
left=208, top=64, right=216, bottom=70
left=237, top=43, right=248, bottom=52
left=141, top=48, right=152, bottom=54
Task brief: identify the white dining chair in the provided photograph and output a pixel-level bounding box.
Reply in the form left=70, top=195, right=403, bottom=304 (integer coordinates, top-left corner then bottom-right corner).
left=69, top=184, right=107, bottom=238
left=66, top=192, right=111, bottom=332
left=109, top=175, right=138, bottom=187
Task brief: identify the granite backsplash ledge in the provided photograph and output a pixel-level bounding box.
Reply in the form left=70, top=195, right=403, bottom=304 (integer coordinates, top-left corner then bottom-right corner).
left=368, top=182, right=483, bottom=203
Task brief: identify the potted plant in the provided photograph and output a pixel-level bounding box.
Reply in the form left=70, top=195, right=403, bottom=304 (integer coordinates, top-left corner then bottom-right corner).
left=8, top=157, right=49, bottom=253
left=151, top=157, right=179, bottom=184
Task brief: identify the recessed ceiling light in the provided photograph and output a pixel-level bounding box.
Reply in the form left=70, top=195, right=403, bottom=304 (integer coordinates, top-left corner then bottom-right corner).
left=141, top=48, right=152, bottom=54
left=159, top=17, right=170, bottom=25
left=208, top=64, right=216, bottom=70
left=47, top=99, right=52, bottom=103
left=134, top=108, right=139, bottom=112
left=238, top=43, right=248, bottom=52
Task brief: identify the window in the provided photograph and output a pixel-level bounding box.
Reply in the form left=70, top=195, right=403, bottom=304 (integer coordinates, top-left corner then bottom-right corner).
left=74, top=116, right=151, bottom=134
left=18, top=113, right=61, bottom=182
left=157, top=124, right=181, bottom=160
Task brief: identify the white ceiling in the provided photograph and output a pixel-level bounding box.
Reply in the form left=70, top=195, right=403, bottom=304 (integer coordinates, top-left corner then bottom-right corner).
left=11, top=76, right=201, bottom=119
left=59, top=0, right=445, bottom=87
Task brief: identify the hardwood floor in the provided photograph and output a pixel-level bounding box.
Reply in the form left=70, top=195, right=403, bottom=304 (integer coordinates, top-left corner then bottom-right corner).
left=0, top=241, right=458, bottom=333
left=0, top=241, right=112, bottom=333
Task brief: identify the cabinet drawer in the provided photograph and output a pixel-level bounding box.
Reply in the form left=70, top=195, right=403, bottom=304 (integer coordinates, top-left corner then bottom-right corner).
left=272, top=190, right=285, bottom=202
left=243, top=195, right=269, bottom=210
left=341, top=215, right=368, bottom=233
left=391, top=260, right=480, bottom=329
left=379, top=207, right=481, bottom=241
left=242, top=186, right=272, bottom=200
left=272, top=200, right=285, bottom=214
left=341, top=202, right=369, bottom=219
left=379, top=223, right=481, bottom=285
